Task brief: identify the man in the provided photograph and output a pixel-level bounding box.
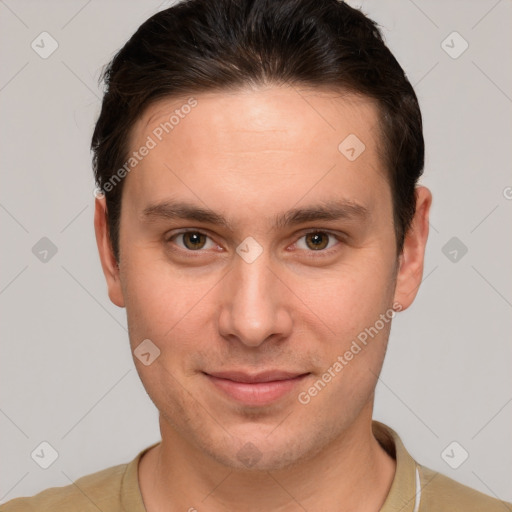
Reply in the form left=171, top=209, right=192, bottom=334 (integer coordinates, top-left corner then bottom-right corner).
left=2, top=0, right=510, bottom=511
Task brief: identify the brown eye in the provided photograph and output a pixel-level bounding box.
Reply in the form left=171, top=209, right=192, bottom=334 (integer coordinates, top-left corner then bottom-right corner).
left=304, top=232, right=330, bottom=250
left=165, top=229, right=219, bottom=256
left=181, top=232, right=208, bottom=250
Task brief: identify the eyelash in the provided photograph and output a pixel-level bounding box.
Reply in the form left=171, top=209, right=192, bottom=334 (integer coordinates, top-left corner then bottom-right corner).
left=165, top=229, right=343, bottom=258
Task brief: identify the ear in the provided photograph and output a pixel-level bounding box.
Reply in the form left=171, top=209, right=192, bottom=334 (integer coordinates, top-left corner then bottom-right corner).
left=393, top=186, right=432, bottom=311
left=94, top=195, right=125, bottom=308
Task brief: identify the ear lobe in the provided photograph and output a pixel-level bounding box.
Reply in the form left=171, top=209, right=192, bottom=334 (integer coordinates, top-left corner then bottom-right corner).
left=93, top=196, right=125, bottom=308
left=393, top=186, right=432, bottom=311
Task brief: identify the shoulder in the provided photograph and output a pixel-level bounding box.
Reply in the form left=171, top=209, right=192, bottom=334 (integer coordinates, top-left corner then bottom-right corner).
left=0, top=462, right=128, bottom=512
left=372, top=421, right=511, bottom=512
left=419, top=464, right=512, bottom=511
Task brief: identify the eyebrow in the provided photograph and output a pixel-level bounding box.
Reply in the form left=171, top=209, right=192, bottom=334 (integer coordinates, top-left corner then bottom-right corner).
left=141, top=199, right=369, bottom=230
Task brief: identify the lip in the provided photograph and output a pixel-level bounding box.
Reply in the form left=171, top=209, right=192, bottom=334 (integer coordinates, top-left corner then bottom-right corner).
left=204, top=370, right=310, bottom=406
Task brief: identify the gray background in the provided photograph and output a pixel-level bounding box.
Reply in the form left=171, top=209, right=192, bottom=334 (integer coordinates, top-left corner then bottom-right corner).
left=1, top=0, right=511, bottom=505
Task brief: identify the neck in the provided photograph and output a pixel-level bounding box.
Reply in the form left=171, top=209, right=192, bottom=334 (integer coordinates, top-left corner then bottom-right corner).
left=139, top=406, right=395, bottom=512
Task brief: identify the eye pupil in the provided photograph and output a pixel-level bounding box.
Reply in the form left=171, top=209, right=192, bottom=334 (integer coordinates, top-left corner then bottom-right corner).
left=306, top=232, right=328, bottom=250
left=184, top=232, right=206, bottom=250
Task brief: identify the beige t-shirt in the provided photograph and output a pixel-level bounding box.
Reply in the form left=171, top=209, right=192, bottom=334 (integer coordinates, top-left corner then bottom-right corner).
left=1, top=421, right=510, bottom=511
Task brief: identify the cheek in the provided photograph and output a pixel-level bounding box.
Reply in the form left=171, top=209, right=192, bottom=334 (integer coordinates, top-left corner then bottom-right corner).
left=303, top=255, right=396, bottom=342
left=120, top=251, right=222, bottom=365
left=314, top=258, right=396, bottom=397
left=121, top=249, right=190, bottom=322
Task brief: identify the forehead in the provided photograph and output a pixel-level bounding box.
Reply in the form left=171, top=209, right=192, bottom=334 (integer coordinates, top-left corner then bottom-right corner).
left=123, top=86, right=389, bottom=220
left=132, top=85, right=382, bottom=153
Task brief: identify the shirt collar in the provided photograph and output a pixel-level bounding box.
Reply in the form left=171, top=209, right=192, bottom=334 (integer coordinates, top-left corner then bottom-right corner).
left=373, top=420, right=420, bottom=512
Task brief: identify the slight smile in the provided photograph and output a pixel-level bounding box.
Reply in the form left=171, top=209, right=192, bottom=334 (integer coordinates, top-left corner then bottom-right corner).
left=203, top=370, right=311, bottom=406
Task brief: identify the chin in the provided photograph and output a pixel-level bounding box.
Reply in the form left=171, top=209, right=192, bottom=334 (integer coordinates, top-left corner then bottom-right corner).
left=201, top=430, right=323, bottom=472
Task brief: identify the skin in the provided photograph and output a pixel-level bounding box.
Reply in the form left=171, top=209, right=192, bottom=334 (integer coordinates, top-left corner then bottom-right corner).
left=94, top=85, right=431, bottom=511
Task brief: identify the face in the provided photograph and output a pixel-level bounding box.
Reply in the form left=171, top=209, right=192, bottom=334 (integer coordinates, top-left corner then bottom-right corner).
left=95, top=85, right=430, bottom=471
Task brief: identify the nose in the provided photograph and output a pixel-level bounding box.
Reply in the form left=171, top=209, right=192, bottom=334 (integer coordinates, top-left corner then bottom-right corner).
left=218, top=248, right=293, bottom=348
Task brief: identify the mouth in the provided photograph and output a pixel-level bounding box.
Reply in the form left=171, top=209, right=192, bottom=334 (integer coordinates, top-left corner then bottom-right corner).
left=203, top=370, right=310, bottom=406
